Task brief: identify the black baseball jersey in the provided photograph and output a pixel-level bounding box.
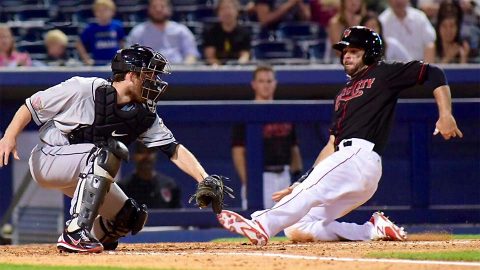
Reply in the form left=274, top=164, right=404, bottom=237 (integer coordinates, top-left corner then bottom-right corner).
left=232, top=123, right=297, bottom=168
left=330, top=60, right=429, bottom=154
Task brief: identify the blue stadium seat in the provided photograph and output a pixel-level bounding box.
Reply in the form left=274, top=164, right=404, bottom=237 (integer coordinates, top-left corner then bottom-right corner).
left=252, top=39, right=304, bottom=60
left=171, top=0, right=211, bottom=6
left=17, top=26, right=47, bottom=42
left=184, top=21, right=204, bottom=39
left=277, top=22, right=320, bottom=41
left=3, top=5, right=51, bottom=21
left=116, top=6, right=147, bottom=23
left=308, top=39, right=327, bottom=63
left=172, top=5, right=216, bottom=23
left=17, top=41, right=47, bottom=60
left=74, top=5, right=96, bottom=24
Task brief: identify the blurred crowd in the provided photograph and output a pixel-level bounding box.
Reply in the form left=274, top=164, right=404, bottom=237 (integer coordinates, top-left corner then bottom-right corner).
left=0, top=0, right=479, bottom=68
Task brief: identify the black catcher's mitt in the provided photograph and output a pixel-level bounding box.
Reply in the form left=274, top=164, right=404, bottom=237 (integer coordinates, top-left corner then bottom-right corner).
left=189, top=175, right=235, bottom=214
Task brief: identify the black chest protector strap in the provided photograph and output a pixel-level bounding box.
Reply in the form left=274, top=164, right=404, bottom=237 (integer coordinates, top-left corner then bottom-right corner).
left=68, top=84, right=157, bottom=146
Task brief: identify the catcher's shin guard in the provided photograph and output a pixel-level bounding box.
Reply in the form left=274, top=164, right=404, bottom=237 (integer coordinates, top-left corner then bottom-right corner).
left=72, top=140, right=129, bottom=231
left=98, top=198, right=148, bottom=248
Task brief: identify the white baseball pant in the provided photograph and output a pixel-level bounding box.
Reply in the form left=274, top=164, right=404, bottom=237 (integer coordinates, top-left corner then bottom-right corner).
left=251, top=138, right=382, bottom=241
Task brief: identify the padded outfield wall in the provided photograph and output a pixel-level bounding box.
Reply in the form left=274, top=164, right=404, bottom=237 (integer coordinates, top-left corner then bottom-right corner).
left=0, top=65, right=479, bottom=226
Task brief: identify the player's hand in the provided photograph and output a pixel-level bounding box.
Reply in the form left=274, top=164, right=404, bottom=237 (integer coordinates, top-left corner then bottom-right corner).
left=272, top=182, right=299, bottom=202
left=433, top=114, right=463, bottom=140
left=0, top=136, right=20, bottom=167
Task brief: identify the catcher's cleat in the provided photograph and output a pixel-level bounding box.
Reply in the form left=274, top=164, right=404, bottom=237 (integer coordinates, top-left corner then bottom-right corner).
left=57, top=228, right=104, bottom=253
left=369, top=211, right=407, bottom=241
left=217, top=210, right=269, bottom=246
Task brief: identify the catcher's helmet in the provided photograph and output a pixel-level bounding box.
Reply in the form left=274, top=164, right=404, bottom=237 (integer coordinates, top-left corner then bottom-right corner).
left=333, top=26, right=383, bottom=65
left=111, top=44, right=170, bottom=112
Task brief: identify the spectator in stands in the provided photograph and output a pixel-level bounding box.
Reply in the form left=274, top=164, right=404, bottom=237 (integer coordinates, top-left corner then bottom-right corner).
left=0, top=24, right=32, bottom=67
left=232, top=65, right=303, bottom=209
left=360, top=13, right=411, bottom=61
left=310, top=0, right=338, bottom=29
left=254, top=0, right=311, bottom=38
left=126, top=0, right=199, bottom=65
left=76, top=0, right=125, bottom=66
left=325, top=0, right=367, bottom=63
left=43, top=30, right=77, bottom=67
left=379, top=0, right=436, bottom=62
left=434, top=12, right=470, bottom=63
left=418, top=0, right=444, bottom=22
left=203, top=0, right=252, bottom=65
left=118, top=142, right=182, bottom=209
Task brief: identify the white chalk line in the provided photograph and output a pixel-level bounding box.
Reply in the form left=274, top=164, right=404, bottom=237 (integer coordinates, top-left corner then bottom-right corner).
left=107, top=251, right=480, bottom=267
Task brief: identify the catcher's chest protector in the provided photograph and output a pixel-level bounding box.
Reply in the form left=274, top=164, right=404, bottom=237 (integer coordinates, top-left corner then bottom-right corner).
left=68, top=85, right=156, bottom=146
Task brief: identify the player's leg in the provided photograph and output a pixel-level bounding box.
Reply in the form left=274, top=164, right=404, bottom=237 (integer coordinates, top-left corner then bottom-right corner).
left=29, top=143, right=104, bottom=252
left=218, top=146, right=380, bottom=245
left=283, top=192, right=378, bottom=241
left=90, top=183, right=148, bottom=251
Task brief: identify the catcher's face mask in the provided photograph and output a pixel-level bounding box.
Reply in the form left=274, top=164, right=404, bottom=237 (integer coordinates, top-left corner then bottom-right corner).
left=139, top=52, right=170, bottom=112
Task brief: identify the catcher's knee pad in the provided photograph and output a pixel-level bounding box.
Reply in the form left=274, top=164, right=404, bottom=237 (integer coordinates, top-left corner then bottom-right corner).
left=93, top=139, right=129, bottom=180
left=98, top=198, right=148, bottom=245
left=76, top=174, right=111, bottom=230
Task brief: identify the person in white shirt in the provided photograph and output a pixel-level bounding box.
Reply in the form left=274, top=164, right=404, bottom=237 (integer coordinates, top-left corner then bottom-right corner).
left=126, top=0, right=199, bottom=64
left=379, top=0, right=436, bottom=62
left=360, top=13, right=412, bottom=62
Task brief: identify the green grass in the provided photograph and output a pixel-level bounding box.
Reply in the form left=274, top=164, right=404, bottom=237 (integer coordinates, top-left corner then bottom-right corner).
left=0, top=265, right=178, bottom=270
left=367, top=250, right=480, bottom=262
left=453, top=234, right=480, bottom=239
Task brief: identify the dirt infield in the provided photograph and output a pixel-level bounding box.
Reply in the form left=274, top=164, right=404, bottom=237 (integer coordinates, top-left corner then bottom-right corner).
left=0, top=239, right=479, bottom=270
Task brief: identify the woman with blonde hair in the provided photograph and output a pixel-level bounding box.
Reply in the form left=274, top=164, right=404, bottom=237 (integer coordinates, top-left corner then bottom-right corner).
left=0, top=24, right=32, bottom=67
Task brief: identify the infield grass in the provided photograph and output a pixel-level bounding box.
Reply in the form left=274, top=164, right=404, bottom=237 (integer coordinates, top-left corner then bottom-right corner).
left=0, top=265, right=178, bottom=270
left=367, top=250, right=480, bottom=262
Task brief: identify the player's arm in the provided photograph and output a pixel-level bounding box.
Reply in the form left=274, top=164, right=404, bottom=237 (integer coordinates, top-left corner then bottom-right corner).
left=255, top=0, right=301, bottom=28
left=204, top=46, right=220, bottom=66
left=232, top=146, right=247, bottom=187
left=289, top=145, right=303, bottom=178
left=0, top=105, right=32, bottom=167
left=170, top=144, right=208, bottom=182
left=424, top=65, right=463, bottom=140
left=75, top=40, right=94, bottom=66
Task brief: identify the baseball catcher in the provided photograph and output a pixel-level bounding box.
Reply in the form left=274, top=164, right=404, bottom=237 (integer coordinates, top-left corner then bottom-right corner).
left=0, top=44, right=232, bottom=253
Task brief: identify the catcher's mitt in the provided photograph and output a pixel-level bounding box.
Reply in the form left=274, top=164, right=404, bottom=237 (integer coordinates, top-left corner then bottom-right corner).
left=189, top=175, right=235, bottom=214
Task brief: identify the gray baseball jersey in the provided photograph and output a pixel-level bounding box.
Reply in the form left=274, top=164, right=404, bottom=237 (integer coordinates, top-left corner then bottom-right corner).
left=25, top=76, right=176, bottom=147
left=25, top=76, right=175, bottom=240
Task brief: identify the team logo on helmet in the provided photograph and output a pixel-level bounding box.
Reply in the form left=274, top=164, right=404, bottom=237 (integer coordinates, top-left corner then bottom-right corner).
left=343, top=29, right=351, bottom=38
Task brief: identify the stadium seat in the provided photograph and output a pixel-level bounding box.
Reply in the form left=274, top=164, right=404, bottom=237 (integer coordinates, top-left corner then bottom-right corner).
left=277, top=22, right=319, bottom=41
left=116, top=5, right=147, bottom=23
left=171, top=0, right=211, bottom=6
left=3, top=5, right=51, bottom=21
left=73, top=5, right=96, bottom=24
left=17, top=41, right=47, bottom=60
left=185, top=21, right=204, bottom=39
left=307, top=39, right=327, bottom=63
left=252, top=39, right=304, bottom=60
left=17, top=26, right=47, bottom=42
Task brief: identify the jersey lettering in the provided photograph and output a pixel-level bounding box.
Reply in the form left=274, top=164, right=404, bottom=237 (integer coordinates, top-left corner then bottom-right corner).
left=335, top=78, right=376, bottom=111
